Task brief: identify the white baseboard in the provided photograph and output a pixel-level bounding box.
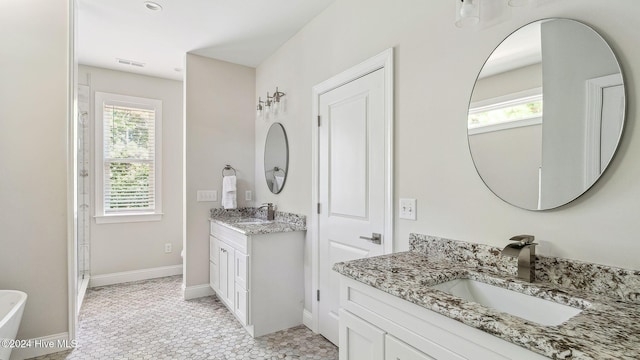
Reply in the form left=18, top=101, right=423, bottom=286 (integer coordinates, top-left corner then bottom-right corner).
left=89, top=265, right=183, bottom=288
left=183, top=284, right=215, bottom=300
left=302, top=309, right=314, bottom=330
left=10, top=332, right=71, bottom=360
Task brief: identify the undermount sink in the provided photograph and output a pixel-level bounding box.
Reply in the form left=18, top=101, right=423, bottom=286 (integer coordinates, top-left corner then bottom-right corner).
left=431, top=278, right=583, bottom=326
left=235, top=218, right=272, bottom=225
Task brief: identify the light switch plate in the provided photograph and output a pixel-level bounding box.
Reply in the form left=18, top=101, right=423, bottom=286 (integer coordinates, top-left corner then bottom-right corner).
left=197, top=190, right=217, bottom=202
left=399, top=198, right=417, bottom=220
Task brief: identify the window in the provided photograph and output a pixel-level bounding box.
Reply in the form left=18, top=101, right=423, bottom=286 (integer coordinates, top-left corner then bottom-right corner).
left=468, top=88, right=543, bottom=135
left=95, top=92, right=162, bottom=223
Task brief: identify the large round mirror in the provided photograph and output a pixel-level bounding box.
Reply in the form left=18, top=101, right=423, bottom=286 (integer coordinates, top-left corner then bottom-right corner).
left=264, top=122, right=289, bottom=194
left=467, top=19, right=625, bottom=210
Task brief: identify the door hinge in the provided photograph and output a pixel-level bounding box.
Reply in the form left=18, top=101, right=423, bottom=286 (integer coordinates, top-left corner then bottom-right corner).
left=317, top=290, right=320, bottom=301
left=317, top=203, right=321, bottom=214
left=317, top=115, right=321, bottom=127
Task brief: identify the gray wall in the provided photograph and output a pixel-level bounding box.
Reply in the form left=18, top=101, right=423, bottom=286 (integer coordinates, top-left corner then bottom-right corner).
left=469, top=125, right=542, bottom=209
left=184, top=54, right=256, bottom=288
left=471, top=63, right=542, bottom=103
left=254, top=0, right=640, bottom=315
left=469, top=63, right=544, bottom=209
left=540, top=19, right=622, bottom=208
left=0, top=0, right=71, bottom=340
left=78, top=65, right=184, bottom=276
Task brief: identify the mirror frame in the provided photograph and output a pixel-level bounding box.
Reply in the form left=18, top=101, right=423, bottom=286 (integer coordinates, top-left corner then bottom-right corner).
left=263, top=122, right=289, bottom=194
left=467, top=18, right=626, bottom=211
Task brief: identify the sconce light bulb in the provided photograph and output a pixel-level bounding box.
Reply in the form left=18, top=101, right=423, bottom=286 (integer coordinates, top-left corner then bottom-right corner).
left=460, top=0, right=475, bottom=18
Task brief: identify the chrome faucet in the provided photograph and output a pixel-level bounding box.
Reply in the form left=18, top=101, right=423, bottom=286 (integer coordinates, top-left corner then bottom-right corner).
left=258, top=203, right=275, bottom=221
left=501, top=235, right=537, bottom=282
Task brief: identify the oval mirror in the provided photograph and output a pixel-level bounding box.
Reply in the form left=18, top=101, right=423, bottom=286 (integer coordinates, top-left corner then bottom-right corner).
left=264, top=122, right=289, bottom=194
left=467, top=19, right=625, bottom=210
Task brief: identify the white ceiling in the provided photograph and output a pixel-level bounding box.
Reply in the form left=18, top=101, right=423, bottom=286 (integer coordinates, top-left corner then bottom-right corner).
left=479, top=21, right=542, bottom=79
left=77, top=0, right=335, bottom=80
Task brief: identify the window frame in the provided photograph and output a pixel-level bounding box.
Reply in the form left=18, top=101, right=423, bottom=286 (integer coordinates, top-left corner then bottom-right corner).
left=94, top=92, right=163, bottom=224
left=468, top=87, right=543, bottom=136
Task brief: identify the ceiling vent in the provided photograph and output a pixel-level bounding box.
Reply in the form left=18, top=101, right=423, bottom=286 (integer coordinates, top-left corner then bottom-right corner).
left=117, top=58, right=145, bottom=68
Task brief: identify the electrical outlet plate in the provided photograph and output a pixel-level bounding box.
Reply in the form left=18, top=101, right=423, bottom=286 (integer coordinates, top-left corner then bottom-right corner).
left=399, top=198, right=417, bottom=220
left=197, top=190, right=217, bottom=202
left=245, top=190, right=252, bottom=201
left=164, top=243, right=172, bottom=253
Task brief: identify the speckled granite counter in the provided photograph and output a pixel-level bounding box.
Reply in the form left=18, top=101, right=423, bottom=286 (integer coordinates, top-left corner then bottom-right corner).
left=209, top=207, right=306, bottom=235
left=333, top=234, right=640, bottom=359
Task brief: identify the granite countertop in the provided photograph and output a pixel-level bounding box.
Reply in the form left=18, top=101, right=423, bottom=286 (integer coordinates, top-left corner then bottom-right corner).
left=333, top=247, right=640, bottom=359
left=209, top=208, right=306, bottom=235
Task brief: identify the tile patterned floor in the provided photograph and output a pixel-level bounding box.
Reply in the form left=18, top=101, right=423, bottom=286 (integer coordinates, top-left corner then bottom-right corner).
left=29, top=276, right=337, bottom=360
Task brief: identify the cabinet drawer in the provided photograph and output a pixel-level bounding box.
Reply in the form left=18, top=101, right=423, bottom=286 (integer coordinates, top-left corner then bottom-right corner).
left=386, top=335, right=435, bottom=360
left=209, top=260, right=219, bottom=291
left=235, top=286, right=248, bottom=326
left=210, top=221, right=248, bottom=253
left=234, top=252, right=249, bottom=289
left=209, top=236, right=220, bottom=264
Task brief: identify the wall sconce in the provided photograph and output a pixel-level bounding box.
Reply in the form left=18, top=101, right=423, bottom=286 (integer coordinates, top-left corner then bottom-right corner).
left=455, top=0, right=480, bottom=28
left=256, top=87, right=286, bottom=118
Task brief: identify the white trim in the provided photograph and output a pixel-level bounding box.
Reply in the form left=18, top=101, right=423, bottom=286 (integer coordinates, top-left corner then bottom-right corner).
left=89, top=265, right=182, bottom=287
left=469, top=87, right=542, bottom=110
left=302, top=309, right=313, bottom=329
left=584, top=73, right=624, bottom=188
left=183, top=284, right=215, bottom=300
left=94, top=212, right=163, bottom=224
left=94, top=92, right=163, bottom=220
left=537, top=167, right=543, bottom=211
left=10, top=333, right=72, bottom=360
left=468, top=116, right=542, bottom=135
left=67, top=0, right=78, bottom=343
left=310, top=47, right=394, bottom=333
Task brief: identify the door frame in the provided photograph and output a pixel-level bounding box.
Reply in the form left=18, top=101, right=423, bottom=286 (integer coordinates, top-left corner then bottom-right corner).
left=67, top=0, right=78, bottom=342
left=309, top=48, right=394, bottom=332
left=584, top=73, right=624, bottom=188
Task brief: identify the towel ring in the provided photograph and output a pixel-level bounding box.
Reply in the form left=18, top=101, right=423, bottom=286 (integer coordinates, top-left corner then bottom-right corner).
left=222, top=164, right=236, bottom=177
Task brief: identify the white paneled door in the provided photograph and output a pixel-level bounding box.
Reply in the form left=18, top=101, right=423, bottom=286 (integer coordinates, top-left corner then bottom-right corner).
left=318, top=68, right=386, bottom=345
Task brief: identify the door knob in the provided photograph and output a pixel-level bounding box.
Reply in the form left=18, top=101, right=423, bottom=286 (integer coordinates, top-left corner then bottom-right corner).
left=359, top=233, right=382, bottom=244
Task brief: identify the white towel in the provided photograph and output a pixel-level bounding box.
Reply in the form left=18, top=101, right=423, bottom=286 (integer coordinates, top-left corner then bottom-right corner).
left=222, top=175, right=237, bottom=209
left=273, top=175, right=285, bottom=193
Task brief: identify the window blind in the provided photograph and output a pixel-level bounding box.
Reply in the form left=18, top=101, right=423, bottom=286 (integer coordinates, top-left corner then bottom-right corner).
left=102, top=102, right=156, bottom=212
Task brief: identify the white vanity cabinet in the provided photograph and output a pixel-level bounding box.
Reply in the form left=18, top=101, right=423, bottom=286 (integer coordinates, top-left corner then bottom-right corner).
left=209, top=221, right=304, bottom=337
left=339, top=309, right=438, bottom=360
left=338, top=276, right=548, bottom=360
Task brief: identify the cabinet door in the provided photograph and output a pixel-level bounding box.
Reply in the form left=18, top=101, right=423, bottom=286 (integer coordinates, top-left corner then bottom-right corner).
left=235, top=286, right=248, bottom=326
left=234, top=252, right=248, bottom=290
left=210, top=236, right=220, bottom=264
left=386, top=335, right=435, bottom=360
left=338, top=309, right=384, bottom=360
left=218, top=241, right=235, bottom=308
left=209, top=261, right=219, bottom=292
